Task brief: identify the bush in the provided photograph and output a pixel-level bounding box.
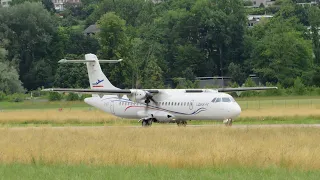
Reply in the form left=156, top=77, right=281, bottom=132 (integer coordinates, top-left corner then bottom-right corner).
left=261, top=82, right=284, bottom=96
left=31, top=88, right=43, bottom=97
left=293, top=77, right=305, bottom=95
left=0, top=91, right=7, bottom=101
left=48, top=92, right=63, bottom=101
left=66, top=93, right=79, bottom=101
left=240, top=78, right=260, bottom=97
left=79, top=94, right=91, bottom=101
left=7, top=93, right=25, bottom=102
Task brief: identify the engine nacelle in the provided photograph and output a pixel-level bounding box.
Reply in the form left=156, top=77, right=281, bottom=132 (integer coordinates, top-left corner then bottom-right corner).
left=129, top=90, right=147, bottom=101
left=152, top=111, right=175, bottom=122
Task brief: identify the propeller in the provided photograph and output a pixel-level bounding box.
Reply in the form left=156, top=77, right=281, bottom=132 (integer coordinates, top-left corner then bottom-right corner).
left=144, top=91, right=157, bottom=107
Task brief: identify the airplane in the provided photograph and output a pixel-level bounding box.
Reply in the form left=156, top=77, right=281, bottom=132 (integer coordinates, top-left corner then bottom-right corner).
left=43, top=53, right=277, bottom=127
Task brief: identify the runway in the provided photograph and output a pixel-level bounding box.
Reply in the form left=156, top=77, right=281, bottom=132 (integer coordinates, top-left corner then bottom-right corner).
left=1, top=124, right=320, bottom=130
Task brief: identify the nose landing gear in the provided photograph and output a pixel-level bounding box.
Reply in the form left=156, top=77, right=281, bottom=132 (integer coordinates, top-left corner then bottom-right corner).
left=177, top=121, right=187, bottom=127
left=223, top=119, right=233, bottom=126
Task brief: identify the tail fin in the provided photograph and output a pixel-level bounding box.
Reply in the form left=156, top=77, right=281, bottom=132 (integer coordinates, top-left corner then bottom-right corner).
left=58, top=53, right=122, bottom=90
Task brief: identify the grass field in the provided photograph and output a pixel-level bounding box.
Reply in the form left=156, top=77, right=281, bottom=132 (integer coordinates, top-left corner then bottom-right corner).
left=0, top=127, right=319, bottom=170
left=1, top=164, right=320, bottom=180
left=0, top=97, right=319, bottom=179
left=0, top=96, right=320, bottom=110
left=0, top=108, right=320, bottom=126
left=0, top=96, right=319, bottom=126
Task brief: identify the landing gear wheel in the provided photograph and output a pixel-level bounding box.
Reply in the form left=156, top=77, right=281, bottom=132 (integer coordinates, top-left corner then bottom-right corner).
left=223, top=119, right=233, bottom=126
left=142, top=119, right=152, bottom=127
left=177, top=121, right=187, bottom=127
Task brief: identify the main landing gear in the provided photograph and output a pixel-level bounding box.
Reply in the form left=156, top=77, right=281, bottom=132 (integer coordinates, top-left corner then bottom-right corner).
left=223, top=119, right=233, bottom=126
left=141, top=119, right=153, bottom=127
left=177, top=121, right=187, bottom=127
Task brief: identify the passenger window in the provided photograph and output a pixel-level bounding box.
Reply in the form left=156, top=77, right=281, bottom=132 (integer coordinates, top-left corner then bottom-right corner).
left=184, top=102, right=186, bottom=106
left=215, top=98, right=221, bottom=103
left=222, top=98, right=231, bottom=102
left=187, top=102, right=189, bottom=106
left=178, top=103, right=180, bottom=106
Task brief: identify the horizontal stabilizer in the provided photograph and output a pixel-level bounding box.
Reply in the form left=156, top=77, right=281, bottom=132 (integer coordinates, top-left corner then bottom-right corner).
left=58, top=59, right=123, bottom=63
left=218, top=87, right=278, bottom=92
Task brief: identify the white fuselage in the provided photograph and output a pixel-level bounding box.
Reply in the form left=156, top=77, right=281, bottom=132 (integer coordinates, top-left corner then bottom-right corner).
left=84, top=90, right=241, bottom=122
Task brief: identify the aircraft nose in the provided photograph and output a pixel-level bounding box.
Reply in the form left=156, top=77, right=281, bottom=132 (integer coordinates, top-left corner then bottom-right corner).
left=229, top=103, right=241, bottom=118
left=235, top=104, right=241, bottom=116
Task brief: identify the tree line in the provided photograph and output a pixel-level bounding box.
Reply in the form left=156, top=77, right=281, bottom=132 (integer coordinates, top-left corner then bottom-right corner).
left=0, top=0, right=320, bottom=96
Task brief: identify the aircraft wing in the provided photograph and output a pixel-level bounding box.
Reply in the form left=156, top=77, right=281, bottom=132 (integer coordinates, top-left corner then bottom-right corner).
left=43, top=87, right=277, bottom=94
left=42, top=88, right=159, bottom=94
left=217, top=87, right=277, bottom=92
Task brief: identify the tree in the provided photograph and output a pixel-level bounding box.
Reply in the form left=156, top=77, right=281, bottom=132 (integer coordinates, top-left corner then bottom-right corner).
left=308, top=6, right=320, bottom=65
left=54, top=54, right=89, bottom=88
left=228, top=62, right=246, bottom=85
left=10, top=0, right=55, bottom=12
left=0, top=49, right=25, bottom=94
left=152, top=0, right=247, bottom=80
left=86, top=0, right=153, bottom=27
left=0, top=2, right=57, bottom=90
left=97, top=12, right=127, bottom=59
left=246, top=2, right=314, bottom=87
left=97, top=12, right=132, bottom=88
left=248, top=18, right=313, bottom=87
left=259, top=3, right=265, bottom=8
left=141, top=56, right=164, bottom=89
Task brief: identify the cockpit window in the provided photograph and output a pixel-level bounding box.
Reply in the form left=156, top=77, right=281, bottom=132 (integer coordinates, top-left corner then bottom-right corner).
left=211, top=98, right=216, bottom=102
left=230, top=97, right=235, bottom=102
left=215, top=98, right=221, bottom=103
left=222, top=97, right=231, bottom=102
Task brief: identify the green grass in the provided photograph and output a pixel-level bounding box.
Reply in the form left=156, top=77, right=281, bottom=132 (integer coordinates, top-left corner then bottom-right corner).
left=0, top=164, right=319, bottom=180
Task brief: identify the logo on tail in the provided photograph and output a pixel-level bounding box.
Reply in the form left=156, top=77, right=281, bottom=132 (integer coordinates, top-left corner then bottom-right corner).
left=92, top=79, right=104, bottom=87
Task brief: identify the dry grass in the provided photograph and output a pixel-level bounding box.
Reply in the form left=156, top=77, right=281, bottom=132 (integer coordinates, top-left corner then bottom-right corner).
left=0, top=109, right=118, bottom=123
left=0, top=106, right=320, bottom=124
left=0, top=127, right=319, bottom=170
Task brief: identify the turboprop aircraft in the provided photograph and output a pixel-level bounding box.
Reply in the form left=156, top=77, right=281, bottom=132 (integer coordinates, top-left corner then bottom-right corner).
left=43, top=54, right=277, bottom=127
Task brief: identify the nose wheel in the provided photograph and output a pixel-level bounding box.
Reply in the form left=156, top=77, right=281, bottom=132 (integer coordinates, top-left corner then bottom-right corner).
left=177, top=121, right=187, bottom=127
left=223, top=119, right=233, bottom=126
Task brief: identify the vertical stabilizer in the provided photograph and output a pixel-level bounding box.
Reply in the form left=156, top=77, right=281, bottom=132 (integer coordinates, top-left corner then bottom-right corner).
left=85, top=54, right=119, bottom=90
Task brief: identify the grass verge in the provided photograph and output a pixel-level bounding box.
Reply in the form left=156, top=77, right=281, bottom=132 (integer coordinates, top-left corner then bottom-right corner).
left=0, top=164, right=320, bottom=180
left=0, top=127, right=319, bottom=169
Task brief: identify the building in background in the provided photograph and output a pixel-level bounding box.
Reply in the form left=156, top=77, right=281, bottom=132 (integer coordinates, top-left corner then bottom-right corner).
left=52, top=0, right=81, bottom=11
left=83, top=24, right=100, bottom=36
left=0, top=0, right=11, bottom=7
left=248, top=15, right=273, bottom=27
left=251, top=0, right=275, bottom=7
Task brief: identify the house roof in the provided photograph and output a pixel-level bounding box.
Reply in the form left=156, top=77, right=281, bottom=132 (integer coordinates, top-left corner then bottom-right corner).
left=83, top=24, right=100, bottom=34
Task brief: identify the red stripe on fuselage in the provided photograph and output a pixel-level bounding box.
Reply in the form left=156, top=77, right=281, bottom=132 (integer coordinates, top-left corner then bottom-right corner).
left=125, top=106, right=147, bottom=111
